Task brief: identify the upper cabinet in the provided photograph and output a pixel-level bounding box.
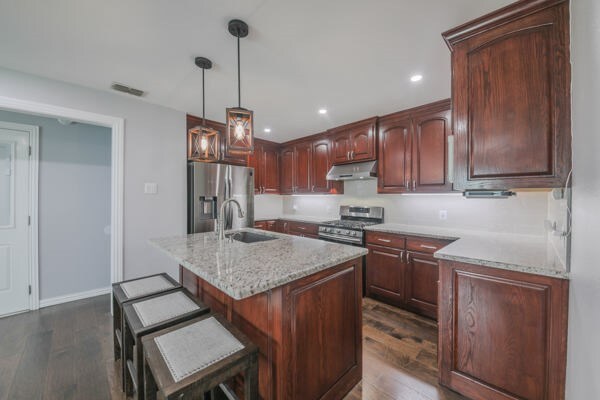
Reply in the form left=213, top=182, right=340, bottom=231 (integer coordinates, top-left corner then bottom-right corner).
left=378, top=100, right=452, bottom=193
left=280, top=136, right=343, bottom=195
left=442, top=0, right=571, bottom=190
left=330, top=117, right=377, bottom=164
left=186, top=114, right=248, bottom=166
left=248, top=138, right=280, bottom=194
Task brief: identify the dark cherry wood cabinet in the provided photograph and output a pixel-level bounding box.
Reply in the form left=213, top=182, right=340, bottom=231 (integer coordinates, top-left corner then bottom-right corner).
left=287, top=220, right=319, bottom=238
left=365, top=231, right=451, bottom=319
left=365, top=244, right=405, bottom=306
left=186, top=114, right=248, bottom=166
left=311, top=138, right=333, bottom=193
left=180, top=258, right=363, bottom=400
left=378, top=99, right=452, bottom=193
left=443, top=0, right=571, bottom=190
left=279, top=141, right=311, bottom=194
left=254, top=220, right=277, bottom=231
left=438, top=259, right=569, bottom=400
left=405, top=252, right=438, bottom=319
left=248, top=138, right=280, bottom=194
left=330, top=117, right=377, bottom=164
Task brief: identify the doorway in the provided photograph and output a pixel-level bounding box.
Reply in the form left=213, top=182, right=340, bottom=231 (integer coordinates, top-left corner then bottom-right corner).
left=0, top=122, right=36, bottom=316
left=0, top=95, right=124, bottom=315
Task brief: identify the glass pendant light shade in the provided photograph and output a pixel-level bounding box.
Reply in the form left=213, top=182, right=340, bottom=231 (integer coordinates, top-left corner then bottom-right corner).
left=188, top=125, right=220, bottom=161
left=226, top=107, right=253, bottom=153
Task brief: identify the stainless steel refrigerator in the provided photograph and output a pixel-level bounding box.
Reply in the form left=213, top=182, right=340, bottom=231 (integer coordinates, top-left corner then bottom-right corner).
left=187, top=162, right=254, bottom=234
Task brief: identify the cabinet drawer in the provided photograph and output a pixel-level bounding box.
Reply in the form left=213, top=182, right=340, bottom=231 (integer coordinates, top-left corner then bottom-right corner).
left=365, top=231, right=405, bottom=249
left=287, top=221, right=319, bottom=235
left=406, top=237, right=451, bottom=253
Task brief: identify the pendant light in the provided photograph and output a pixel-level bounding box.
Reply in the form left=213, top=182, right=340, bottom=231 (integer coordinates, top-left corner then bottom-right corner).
left=188, top=57, right=220, bottom=162
left=226, top=19, right=254, bottom=154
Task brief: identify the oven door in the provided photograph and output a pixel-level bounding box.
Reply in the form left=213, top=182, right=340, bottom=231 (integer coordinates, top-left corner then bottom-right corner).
left=318, top=232, right=364, bottom=247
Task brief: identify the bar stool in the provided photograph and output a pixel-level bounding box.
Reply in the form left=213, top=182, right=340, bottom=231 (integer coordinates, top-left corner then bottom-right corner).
left=113, top=273, right=180, bottom=388
left=142, top=314, right=258, bottom=400
left=122, top=288, right=209, bottom=399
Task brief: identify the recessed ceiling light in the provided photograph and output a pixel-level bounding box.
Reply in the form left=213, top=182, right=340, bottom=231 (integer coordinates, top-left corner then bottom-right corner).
left=410, top=74, right=423, bottom=82
left=318, top=108, right=328, bottom=115
left=263, top=128, right=271, bottom=133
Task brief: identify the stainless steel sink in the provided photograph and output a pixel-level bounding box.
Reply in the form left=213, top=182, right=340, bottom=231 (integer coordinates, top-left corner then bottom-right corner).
left=226, top=231, right=278, bottom=244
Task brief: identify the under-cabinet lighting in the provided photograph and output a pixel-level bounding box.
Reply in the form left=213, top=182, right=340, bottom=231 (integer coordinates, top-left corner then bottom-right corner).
left=410, top=74, right=423, bottom=82
left=318, top=108, right=328, bottom=114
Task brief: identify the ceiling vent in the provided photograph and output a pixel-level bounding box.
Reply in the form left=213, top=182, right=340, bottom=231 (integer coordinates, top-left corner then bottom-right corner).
left=110, top=82, right=145, bottom=97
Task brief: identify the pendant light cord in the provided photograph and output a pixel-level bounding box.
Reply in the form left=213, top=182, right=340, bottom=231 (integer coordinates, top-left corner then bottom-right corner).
left=237, top=35, right=241, bottom=108
left=202, top=67, right=206, bottom=124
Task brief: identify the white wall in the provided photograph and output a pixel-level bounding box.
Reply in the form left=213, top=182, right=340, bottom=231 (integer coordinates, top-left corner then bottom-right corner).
left=0, top=110, right=111, bottom=299
left=565, top=0, right=600, bottom=397
left=0, top=67, right=186, bottom=280
left=281, top=180, right=550, bottom=236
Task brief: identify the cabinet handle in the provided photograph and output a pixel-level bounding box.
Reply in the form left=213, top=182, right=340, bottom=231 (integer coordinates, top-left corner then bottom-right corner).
left=405, top=181, right=409, bottom=191
left=312, top=185, right=315, bottom=192
left=351, top=151, right=355, bottom=159
left=377, top=238, right=392, bottom=243
left=420, top=244, right=438, bottom=250
left=372, top=250, right=399, bottom=258
left=412, top=180, right=416, bottom=190
left=297, top=226, right=307, bottom=230
left=347, top=151, right=350, bottom=160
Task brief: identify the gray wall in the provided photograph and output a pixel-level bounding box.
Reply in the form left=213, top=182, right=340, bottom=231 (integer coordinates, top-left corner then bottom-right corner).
left=0, top=110, right=111, bottom=300
left=0, top=67, right=186, bottom=281
left=566, top=0, right=600, bottom=397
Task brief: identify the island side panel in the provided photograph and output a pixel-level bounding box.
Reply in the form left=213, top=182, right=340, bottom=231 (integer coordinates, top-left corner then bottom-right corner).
left=179, top=257, right=363, bottom=400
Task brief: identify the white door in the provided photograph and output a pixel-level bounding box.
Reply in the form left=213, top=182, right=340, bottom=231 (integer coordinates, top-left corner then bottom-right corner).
left=0, top=123, right=31, bottom=316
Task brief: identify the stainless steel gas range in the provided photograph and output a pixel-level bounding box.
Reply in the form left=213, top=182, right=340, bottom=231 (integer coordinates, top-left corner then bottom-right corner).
left=318, top=206, right=384, bottom=246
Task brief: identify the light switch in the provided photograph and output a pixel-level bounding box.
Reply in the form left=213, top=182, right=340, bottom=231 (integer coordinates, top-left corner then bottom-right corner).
left=144, top=182, right=158, bottom=194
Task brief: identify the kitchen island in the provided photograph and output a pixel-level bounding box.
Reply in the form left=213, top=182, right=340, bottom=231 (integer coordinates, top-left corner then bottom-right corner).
left=150, top=229, right=368, bottom=400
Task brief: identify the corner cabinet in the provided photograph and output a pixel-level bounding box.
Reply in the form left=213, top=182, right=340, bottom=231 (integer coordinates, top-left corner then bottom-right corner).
left=438, top=260, right=569, bottom=400
left=378, top=100, right=452, bottom=193
left=443, top=0, right=571, bottom=190
left=248, top=138, right=280, bottom=194
left=330, top=117, right=377, bottom=164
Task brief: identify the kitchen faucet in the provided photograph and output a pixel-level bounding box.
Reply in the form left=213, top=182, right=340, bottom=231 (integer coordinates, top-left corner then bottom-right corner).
left=217, top=198, right=245, bottom=241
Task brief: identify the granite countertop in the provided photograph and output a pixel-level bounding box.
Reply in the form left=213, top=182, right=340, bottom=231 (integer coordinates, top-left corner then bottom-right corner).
left=254, top=214, right=334, bottom=224
left=149, top=228, right=367, bottom=300
left=365, top=223, right=568, bottom=279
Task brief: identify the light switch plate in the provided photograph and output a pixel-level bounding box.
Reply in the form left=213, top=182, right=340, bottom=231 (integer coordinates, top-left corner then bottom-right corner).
left=144, top=182, right=158, bottom=194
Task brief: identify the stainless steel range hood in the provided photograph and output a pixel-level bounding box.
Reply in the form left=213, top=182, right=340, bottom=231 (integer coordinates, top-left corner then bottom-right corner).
left=326, top=161, right=377, bottom=181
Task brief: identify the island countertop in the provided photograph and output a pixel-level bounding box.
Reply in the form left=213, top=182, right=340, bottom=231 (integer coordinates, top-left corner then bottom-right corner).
left=149, top=228, right=368, bottom=300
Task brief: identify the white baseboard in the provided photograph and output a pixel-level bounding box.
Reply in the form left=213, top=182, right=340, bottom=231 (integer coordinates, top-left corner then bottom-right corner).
left=39, top=286, right=112, bottom=308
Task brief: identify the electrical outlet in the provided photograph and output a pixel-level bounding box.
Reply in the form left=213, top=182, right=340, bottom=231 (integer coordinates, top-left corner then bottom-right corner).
left=439, top=210, right=448, bottom=220
left=144, top=182, right=158, bottom=194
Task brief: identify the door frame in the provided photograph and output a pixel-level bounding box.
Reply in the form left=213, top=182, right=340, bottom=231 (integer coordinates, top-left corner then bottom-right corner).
left=0, top=95, right=124, bottom=310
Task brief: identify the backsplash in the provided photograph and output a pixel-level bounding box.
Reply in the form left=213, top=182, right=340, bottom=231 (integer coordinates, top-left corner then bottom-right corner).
left=280, top=180, right=551, bottom=236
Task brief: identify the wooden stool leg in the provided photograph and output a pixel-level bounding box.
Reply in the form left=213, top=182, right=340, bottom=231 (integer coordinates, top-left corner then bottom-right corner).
left=137, top=338, right=145, bottom=400
left=144, top=358, right=158, bottom=400
left=124, top=322, right=134, bottom=396
left=244, top=355, right=259, bottom=400
left=113, top=296, right=120, bottom=361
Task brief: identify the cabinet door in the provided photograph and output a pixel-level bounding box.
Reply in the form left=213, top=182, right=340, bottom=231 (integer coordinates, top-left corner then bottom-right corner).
left=405, top=252, right=438, bottom=319
left=294, top=141, right=312, bottom=193
left=248, top=143, right=263, bottom=194
left=349, top=120, right=376, bottom=161
left=438, top=259, right=569, bottom=400
left=332, top=133, right=351, bottom=164
left=311, top=138, right=331, bottom=193
left=446, top=1, right=570, bottom=189
left=412, top=106, right=452, bottom=192
left=377, top=112, right=412, bottom=193
left=262, top=144, right=280, bottom=194
left=280, top=147, right=295, bottom=194
left=265, top=220, right=277, bottom=231
left=365, top=245, right=405, bottom=306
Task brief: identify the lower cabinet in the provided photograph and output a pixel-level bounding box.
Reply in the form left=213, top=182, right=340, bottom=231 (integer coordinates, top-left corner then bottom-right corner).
left=365, top=245, right=405, bottom=306
left=365, top=231, right=451, bottom=320
left=405, top=251, right=438, bottom=319
left=438, top=260, right=569, bottom=400
left=254, top=220, right=278, bottom=232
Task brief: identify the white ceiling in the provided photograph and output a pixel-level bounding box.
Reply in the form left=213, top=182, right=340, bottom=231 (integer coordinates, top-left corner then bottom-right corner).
left=0, top=0, right=512, bottom=142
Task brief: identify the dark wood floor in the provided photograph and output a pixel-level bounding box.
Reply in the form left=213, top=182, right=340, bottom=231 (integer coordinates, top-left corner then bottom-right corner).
left=0, top=295, right=466, bottom=400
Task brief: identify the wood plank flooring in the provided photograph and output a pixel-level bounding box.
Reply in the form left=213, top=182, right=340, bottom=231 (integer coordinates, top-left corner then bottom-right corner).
left=0, top=295, right=467, bottom=400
